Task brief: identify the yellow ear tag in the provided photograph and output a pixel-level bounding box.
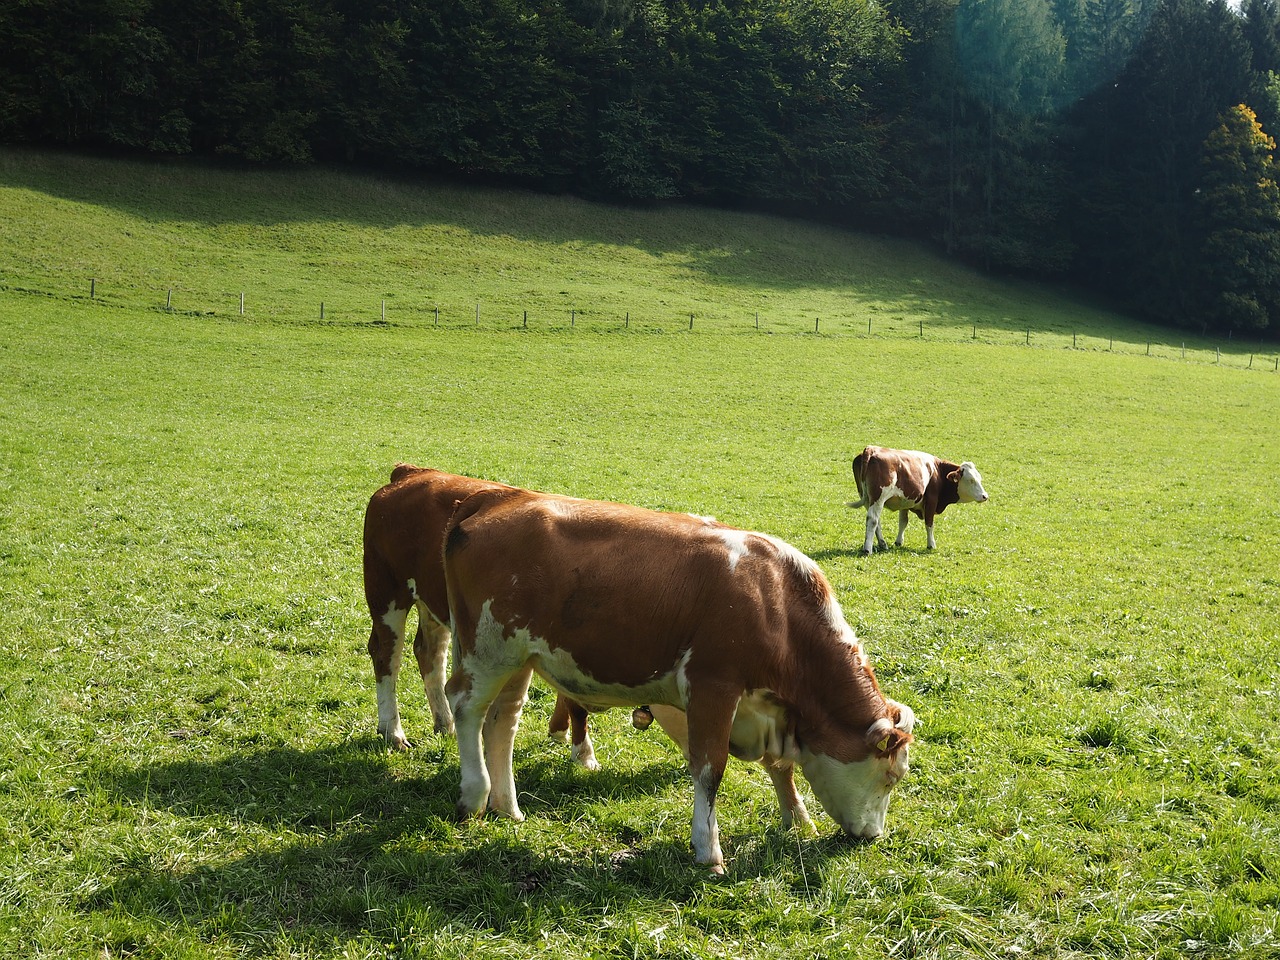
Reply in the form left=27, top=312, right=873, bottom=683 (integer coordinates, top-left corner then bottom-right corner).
left=877, top=737, right=890, bottom=753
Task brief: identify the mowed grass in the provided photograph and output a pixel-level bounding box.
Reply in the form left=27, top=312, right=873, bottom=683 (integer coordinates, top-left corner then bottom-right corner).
left=2, top=150, right=1280, bottom=959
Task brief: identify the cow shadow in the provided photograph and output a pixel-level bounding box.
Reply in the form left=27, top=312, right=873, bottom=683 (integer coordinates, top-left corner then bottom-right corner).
left=97, top=737, right=688, bottom=833
left=85, top=739, right=847, bottom=947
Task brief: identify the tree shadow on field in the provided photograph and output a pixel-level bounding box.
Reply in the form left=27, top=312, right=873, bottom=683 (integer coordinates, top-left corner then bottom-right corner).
left=85, top=740, right=848, bottom=949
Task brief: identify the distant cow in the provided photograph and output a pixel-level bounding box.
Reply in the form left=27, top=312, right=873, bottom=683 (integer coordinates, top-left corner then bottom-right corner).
left=442, top=488, right=915, bottom=873
left=851, top=445, right=988, bottom=554
left=362, top=465, right=599, bottom=766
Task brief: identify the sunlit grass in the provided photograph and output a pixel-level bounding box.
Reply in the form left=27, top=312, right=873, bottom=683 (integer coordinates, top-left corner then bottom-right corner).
left=2, top=150, right=1279, bottom=959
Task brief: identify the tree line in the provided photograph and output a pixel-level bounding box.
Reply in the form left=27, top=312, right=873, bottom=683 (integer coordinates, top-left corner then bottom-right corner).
left=4, top=0, right=1280, bottom=338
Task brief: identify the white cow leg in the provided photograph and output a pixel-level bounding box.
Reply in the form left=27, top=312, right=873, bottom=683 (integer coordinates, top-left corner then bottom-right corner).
left=684, top=685, right=737, bottom=873
left=483, top=666, right=533, bottom=821
left=925, top=521, right=937, bottom=550
left=895, top=510, right=910, bottom=548
left=863, top=506, right=882, bottom=554
left=448, top=671, right=511, bottom=819
left=414, top=612, right=455, bottom=735
left=372, top=604, right=409, bottom=750
left=763, top=755, right=814, bottom=834
left=691, top=763, right=725, bottom=873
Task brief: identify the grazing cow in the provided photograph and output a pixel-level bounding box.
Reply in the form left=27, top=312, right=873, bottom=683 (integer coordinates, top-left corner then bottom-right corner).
left=851, top=445, right=988, bottom=554
left=442, top=488, right=915, bottom=873
left=362, top=465, right=599, bottom=767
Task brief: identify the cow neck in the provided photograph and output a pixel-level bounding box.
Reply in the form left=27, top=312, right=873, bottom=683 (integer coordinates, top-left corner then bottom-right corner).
left=781, top=619, right=892, bottom=760
left=934, top=459, right=962, bottom=512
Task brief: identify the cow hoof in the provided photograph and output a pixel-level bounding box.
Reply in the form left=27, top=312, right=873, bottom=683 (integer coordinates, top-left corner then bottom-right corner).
left=380, top=729, right=411, bottom=752
left=547, top=727, right=570, bottom=744
left=433, top=720, right=456, bottom=737
left=456, top=800, right=485, bottom=821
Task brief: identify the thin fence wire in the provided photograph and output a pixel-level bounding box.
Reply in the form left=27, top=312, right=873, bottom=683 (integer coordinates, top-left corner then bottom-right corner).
left=5, top=275, right=1278, bottom=374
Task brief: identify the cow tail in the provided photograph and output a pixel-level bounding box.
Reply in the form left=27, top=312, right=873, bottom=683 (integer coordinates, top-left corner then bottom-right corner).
left=849, top=453, right=868, bottom=508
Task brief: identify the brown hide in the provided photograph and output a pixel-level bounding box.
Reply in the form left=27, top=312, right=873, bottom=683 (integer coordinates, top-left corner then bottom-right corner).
left=853, top=445, right=961, bottom=516
left=362, top=466, right=588, bottom=750
left=443, top=488, right=900, bottom=764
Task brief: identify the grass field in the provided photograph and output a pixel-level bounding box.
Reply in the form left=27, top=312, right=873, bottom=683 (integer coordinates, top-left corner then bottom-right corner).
left=2, top=149, right=1279, bottom=959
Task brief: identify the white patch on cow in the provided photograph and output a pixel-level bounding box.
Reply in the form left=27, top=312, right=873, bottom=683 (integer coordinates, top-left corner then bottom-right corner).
left=956, top=462, right=988, bottom=503
left=728, top=690, right=792, bottom=761
left=377, top=601, right=410, bottom=745
left=465, top=600, right=689, bottom=713
left=674, top=649, right=695, bottom=709
left=688, top=513, right=718, bottom=525
left=571, top=739, right=600, bottom=771
left=691, top=762, right=723, bottom=870
left=892, top=701, right=917, bottom=734
left=406, top=578, right=419, bottom=601
left=799, top=748, right=906, bottom=840
left=713, top=529, right=751, bottom=572
left=879, top=481, right=922, bottom=514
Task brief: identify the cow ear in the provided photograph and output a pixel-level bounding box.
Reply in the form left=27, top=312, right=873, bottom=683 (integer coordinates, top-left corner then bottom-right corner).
left=890, top=701, right=916, bottom=734
left=875, top=727, right=913, bottom=756
left=947, top=468, right=962, bottom=483
left=866, top=717, right=912, bottom=755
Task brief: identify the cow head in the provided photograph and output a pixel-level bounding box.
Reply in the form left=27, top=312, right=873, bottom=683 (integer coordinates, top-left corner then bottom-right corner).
left=950, top=462, right=988, bottom=504
left=798, top=701, right=915, bottom=840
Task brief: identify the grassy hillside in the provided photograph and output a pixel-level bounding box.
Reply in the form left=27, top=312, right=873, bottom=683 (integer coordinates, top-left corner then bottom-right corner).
left=2, top=149, right=1279, bottom=959
left=3, top=147, right=1274, bottom=365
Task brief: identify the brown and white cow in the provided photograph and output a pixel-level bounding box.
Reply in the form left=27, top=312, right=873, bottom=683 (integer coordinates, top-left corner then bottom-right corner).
left=442, top=488, right=915, bottom=873
left=851, top=445, right=988, bottom=555
left=363, top=465, right=599, bottom=766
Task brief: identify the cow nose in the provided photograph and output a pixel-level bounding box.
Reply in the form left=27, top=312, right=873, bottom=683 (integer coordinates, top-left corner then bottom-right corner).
left=843, top=821, right=884, bottom=841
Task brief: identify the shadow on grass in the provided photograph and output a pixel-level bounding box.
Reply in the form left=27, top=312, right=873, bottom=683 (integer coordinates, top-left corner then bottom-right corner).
left=83, top=739, right=851, bottom=948
left=97, top=739, right=687, bottom=831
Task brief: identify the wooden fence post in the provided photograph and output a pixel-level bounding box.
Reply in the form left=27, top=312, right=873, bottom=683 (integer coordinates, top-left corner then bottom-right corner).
left=320, top=302, right=325, bottom=320
left=90, top=278, right=96, bottom=299
left=689, top=313, right=694, bottom=330
left=166, top=289, right=172, bottom=310
left=239, top=292, right=245, bottom=316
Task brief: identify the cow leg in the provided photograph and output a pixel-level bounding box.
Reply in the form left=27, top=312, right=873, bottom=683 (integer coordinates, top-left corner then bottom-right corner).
left=895, top=510, right=910, bottom=548
left=568, top=701, right=598, bottom=771
left=547, top=695, right=571, bottom=743
left=684, top=685, right=739, bottom=874
left=863, top=504, right=884, bottom=554
left=413, top=608, right=455, bottom=735
left=368, top=603, right=410, bottom=751
left=546, top=696, right=598, bottom=769
left=762, top=755, right=815, bottom=834
left=483, top=666, right=534, bottom=821
left=923, top=506, right=938, bottom=549
left=649, top=704, right=691, bottom=760
left=448, top=667, right=518, bottom=820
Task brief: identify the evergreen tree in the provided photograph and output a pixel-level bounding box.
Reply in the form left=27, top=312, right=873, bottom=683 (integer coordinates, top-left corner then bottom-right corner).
left=1072, top=0, right=1252, bottom=323
left=1195, top=103, right=1280, bottom=334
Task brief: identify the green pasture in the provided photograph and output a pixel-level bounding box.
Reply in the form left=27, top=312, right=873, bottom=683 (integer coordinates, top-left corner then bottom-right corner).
left=2, top=150, right=1279, bottom=959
